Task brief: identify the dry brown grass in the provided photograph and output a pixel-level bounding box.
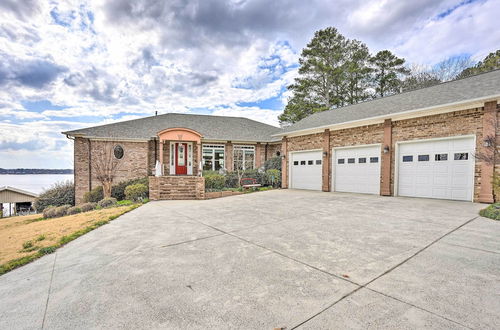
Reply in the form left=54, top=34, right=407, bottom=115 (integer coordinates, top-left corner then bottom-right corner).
left=0, top=206, right=136, bottom=265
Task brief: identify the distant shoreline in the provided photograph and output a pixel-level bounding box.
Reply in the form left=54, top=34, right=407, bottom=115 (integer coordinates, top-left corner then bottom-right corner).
left=0, top=169, right=73, bottom=175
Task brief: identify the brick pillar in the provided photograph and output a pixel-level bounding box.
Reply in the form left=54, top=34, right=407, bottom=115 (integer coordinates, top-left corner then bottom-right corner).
left=281, top=137, right=288, bottom=188
left=255, top=143, right=262, bottom=168
left=381, top=119, right=392, bottom=196
left=226, top=142, right=233, bottom=171
left=159, top=140, right=164, bottom=175
left=479, top=101, right=498, bottom=203
left=322, top=129, right=331, bottom=192
left=196, top=142, right=202, bottom=175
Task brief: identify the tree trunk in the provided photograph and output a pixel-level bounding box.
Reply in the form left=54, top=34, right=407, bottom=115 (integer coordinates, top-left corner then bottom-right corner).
left=103, top=181, right=112, bottom=198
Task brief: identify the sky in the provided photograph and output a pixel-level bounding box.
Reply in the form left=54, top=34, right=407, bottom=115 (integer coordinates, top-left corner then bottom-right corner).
left=0, top=0, right=499, bottom=169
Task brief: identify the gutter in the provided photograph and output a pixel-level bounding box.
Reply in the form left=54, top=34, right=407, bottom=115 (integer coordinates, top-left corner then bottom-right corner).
left=272, top=94, right=500, bottom=138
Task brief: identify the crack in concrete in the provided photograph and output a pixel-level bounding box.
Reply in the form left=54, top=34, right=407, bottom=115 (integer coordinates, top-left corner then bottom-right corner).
left=40, top=251, right=57, bottom=330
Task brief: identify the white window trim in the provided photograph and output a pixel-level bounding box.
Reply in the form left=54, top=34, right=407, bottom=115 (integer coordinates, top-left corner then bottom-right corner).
left=202, top=144, right=225, bottom=171
left=233, top=145, right=256, bottom=170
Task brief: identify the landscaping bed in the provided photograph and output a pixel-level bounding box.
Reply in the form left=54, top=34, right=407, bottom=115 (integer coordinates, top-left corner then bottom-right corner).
left=479, top=203, right=500, bottom=220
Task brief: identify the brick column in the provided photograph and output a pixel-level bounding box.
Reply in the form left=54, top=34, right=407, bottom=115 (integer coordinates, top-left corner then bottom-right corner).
left=381, top=119, right=392, bottom=196
left=226, top=142, right=233, bottom=171
left=479, top=101, right=498, bottom=203
left=322, top=129, right=331, bottom=192
left=281, top=137, right=288, bottom=188
left=196, top=142, right=202, bottom=175
left=159, top=140, right=164, bottom=175
left=255, top=143, right=262, bottom=168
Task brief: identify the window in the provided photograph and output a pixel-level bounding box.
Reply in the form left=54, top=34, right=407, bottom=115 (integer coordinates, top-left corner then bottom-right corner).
left=348, top=158, right=355, bottom=164
left=454, top=152, right=469, bottom=160
left=370, top=157, right=379, bottom=163
left=418, top=155, right=430, bottom=162
left=316, top=160, right=322, bottom=165
left=358, top=157, right=367, bottom=164
left=402, top=155, right=413, bottom=162
left=338, top=159, right=345, bottom=164
left=234, top=145, right=255, bottom=170
left=293, top=161, right=299, bottom=165
left=202, top=144, right=225, bottom=171
left=300, top=160, right=306, bottom=165
left=308, top=160, right=313, bottom=165
left=113, top=145, right=124, bottom=159
left=435, top=153, right=448, bottom=161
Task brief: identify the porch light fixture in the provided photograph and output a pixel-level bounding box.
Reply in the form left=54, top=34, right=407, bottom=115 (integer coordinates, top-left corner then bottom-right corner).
left=483, top=139, right=493, bottom=147
left=383, top=145, right=390, bottom=154
left=323, top=151, right=328, bottom=157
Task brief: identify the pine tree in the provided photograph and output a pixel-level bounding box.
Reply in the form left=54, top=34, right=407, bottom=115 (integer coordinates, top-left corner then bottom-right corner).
left=370, top=50, right=409, bottom=97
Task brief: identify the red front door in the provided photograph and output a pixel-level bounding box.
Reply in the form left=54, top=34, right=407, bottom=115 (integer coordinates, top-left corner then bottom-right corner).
left=175, top=142, right=188, bottom=175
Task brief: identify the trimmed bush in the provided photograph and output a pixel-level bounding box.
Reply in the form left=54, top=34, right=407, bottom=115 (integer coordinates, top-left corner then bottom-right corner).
left=83, top=186, right=103, bottom=203
left=66, top=206, right=82, bottom=215
left=265, top=169, right=281, bottom=187
left=54, top=205, right=72, bottom=218
left=125, top=184, right=148, bottom=201
left=204, top=173, right=226, bottom=191
left=83, top=177, right=149, bottom=202
left=112, top=177, right=148, bottom=200
left=79, top=202, right=97, bottom=212
left=479, top=203, right=500, bottom=220
left=43, top=206, right=57, bottom=219
left=34, top=181, right=74, bottom=212
left=97, top=197, right=117, bottom=208
left=264, top=156, right=281, bottom=171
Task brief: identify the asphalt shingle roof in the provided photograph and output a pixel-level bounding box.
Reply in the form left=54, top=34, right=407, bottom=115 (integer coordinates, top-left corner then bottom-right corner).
left=63, top=113, right=282, bottom=142
left=279, top=69, right=500, bottom=135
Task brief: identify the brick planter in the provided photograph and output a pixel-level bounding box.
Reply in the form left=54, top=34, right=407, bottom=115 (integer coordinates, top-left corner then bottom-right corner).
left=204, top=191, right=243, bottom=199
left=149, top=176, right=205, bottom=200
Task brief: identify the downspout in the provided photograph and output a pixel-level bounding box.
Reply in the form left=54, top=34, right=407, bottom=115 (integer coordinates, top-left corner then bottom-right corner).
left=66, top=134, right=76, bottom=203
left=88, top=139, right=92, bottom=191
left=264, top=143, right=268, bottom=162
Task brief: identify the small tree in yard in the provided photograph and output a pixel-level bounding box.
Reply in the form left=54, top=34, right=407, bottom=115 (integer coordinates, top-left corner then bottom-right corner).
left=233, top=149, right=246, bottom=187
left=93, top=143, right=121, bottom=198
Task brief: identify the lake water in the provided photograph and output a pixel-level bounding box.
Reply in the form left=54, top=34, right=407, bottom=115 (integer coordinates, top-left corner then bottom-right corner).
left=0, top=174, right=73, bottom=194
left=1, top=174, right=73, bottom=216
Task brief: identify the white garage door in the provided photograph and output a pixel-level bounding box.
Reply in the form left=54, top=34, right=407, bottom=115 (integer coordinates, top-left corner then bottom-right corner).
left=290, top=151, right=322, bottom=190
left=397, top=136, right=475, bottom=201
left=334, top=145, right=381, bottom=194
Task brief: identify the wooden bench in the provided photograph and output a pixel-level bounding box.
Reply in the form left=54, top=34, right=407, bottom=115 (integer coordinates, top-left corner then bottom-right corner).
left=240, top=178, right=261, bottom=190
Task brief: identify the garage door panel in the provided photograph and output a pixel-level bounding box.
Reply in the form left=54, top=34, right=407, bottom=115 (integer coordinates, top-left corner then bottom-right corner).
left=397, top=137, right=474, bottom=201
left=334, top=145, right=381, bottom=195
left=290, top=151, right=322, bottom=190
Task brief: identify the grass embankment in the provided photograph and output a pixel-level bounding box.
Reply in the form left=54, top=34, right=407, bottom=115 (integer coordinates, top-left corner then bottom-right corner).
left=0, top=204, right=140, bottom=275
left=479, top=203, right=500, bottom=220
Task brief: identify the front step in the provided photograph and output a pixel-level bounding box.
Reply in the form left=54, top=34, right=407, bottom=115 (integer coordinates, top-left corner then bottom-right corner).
left=149, top=176, right=205, bottom=200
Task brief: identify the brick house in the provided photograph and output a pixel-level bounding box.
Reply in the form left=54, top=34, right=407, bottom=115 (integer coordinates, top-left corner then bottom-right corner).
left=275, top=69, right=500, bottom=203
left=63, top=114, right=282, bottom=203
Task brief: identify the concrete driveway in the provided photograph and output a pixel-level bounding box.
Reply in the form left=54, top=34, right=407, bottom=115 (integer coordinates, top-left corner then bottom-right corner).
left=1, top=190, right=499, bottom=329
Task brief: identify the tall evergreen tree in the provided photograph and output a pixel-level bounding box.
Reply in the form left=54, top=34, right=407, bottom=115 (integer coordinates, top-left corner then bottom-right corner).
left=279, top=28, right=372, bottom=125
left=457, top=50, right=500, bottom=78
left=370, top=50, right=409, bottom=97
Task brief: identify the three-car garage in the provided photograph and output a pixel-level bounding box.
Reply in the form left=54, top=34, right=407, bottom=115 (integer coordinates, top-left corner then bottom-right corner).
left=288, top=136, right=476, bottom=202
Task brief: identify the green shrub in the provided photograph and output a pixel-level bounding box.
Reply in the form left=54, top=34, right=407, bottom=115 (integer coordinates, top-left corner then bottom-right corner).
left=264, top=156, right=282, bottom=171
left=83, top=186, right=103, bottom=203
left=79, top=202, right=97, bottom=212
left=54, top=205, right=72, bottom=218
left=82, top=177, right=149, bottom=202
left=124, top=184, right=148, bottom=201
left=42, top=206, right=57, bottom=219
left=36, top=234, right=46, bottom=241
left=479, top=203, right=500, bottom=220
left=97, top=197, right=117, bottom=208
left=112, top=177, right=148, bottom=200
left=33, top=181, right=74, bottom=212
left=66, top=206, right=82, bottom=215
left=265, top=169, right=281, bottom=187
left=204, top=173, right=226, bottom=191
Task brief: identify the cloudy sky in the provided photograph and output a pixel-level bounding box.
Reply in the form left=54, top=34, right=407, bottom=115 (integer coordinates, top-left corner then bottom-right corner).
left=0, top=0, right=499, bottom=168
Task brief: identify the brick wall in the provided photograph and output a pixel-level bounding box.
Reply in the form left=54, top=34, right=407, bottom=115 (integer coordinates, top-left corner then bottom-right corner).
left=149, top=176, right=205, bottom=200
left=74, top=139, right=152, bottom=204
